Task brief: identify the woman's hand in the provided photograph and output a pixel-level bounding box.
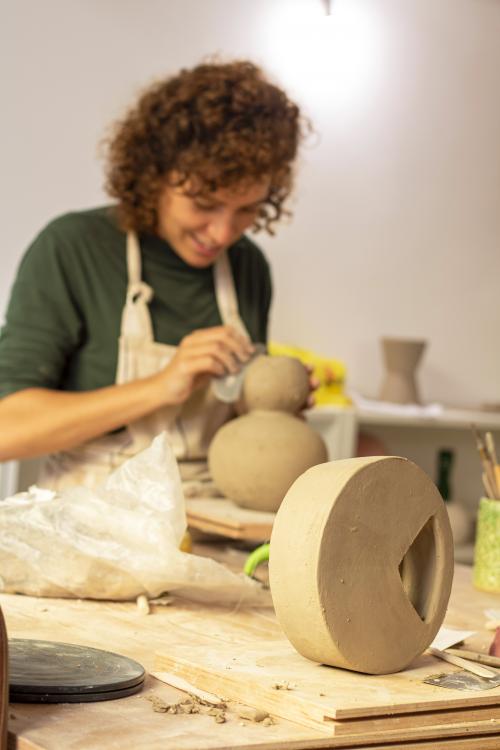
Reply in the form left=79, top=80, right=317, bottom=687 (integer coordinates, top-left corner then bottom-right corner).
left=302, top=364, right=320, bottom=413
left=306, top=365, right=320, bottom=407
left=155, top=325, right=255, bottom=405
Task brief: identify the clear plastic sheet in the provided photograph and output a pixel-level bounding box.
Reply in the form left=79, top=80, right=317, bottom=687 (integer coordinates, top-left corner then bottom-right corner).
left=0, top=434, right=270, bottom=606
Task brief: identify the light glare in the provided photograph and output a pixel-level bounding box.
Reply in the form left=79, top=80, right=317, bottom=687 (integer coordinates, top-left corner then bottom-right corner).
left=259, top=0, right=384, bottom=117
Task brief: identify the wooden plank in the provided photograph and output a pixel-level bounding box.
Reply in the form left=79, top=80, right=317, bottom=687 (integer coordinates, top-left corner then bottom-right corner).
left=186, top=498, right=274, bottom=540
left=329, top=706, right=500, bottom=734
left=350, top=739, right=500, bottom=750
left=155, top=639, right=500, bottom=738
left=155, top=638, right=500, bottom=723
left=152, top=668, right=500, bottom=735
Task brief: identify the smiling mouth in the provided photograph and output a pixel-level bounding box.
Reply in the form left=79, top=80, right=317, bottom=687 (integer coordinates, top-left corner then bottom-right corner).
left=190, top=234, right=222, bottom=256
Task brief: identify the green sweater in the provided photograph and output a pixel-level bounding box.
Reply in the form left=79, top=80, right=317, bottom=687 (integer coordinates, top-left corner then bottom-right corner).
left=0, top=206, right=272, bottom=398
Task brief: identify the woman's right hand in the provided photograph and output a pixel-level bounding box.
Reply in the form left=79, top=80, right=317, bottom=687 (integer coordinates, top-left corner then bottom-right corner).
left=154, top=325, right=255, bottom=405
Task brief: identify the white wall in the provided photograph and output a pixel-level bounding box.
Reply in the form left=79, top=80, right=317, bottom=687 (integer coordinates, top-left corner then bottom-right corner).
left=2, top=0, right=500, bottom=409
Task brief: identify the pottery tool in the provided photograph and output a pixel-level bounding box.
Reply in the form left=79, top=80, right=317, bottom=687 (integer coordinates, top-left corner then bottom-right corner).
left=244, top=542, right=270, bottom=578
left=269, top=456, right=454, bottom=674
left=486, top=431, right=500, bottom=494
left=211, top=343, right=266, bottom=403
left=445, top=647, right=500, bottom=669
left=424, top=670, right=500, bottom=691
left=472, top=425, right=500, bottom=499
left=428, top=646, right=497, bottom=678
left=483, top=471, right=497, bottom=500
left=487, top=432, right=500, bottom=466
left=9, top=639, right=145, bottom=703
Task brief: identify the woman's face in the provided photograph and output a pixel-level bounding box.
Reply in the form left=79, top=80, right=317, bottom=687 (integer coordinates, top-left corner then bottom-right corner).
left=156, top=177, right=271, bottom=268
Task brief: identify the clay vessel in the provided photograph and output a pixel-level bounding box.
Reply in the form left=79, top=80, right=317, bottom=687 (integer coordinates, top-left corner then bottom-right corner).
left=208, top=355, right=327, bottom=512
left=243, top=355, right=310, bottom=413
left=209, top=410, right=327, bottom=511
left=379, top=337, right=427, bottom=404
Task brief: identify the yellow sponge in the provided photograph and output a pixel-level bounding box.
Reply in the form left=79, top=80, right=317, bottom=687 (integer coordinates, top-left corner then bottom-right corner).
left=268, top=342, right=352, bottom=407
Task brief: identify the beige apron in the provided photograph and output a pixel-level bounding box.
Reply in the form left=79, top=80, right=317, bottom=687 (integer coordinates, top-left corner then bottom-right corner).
left=39, top=231, right=249, bottom=491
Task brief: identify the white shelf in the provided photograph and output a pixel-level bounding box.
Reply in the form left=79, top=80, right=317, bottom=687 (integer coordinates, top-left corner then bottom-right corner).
left=312, top=405, right=500, bottom=431
left=307, top=405, right=497, bottom=510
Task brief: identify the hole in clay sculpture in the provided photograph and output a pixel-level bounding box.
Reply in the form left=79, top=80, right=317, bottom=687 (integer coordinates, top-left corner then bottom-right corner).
left=398, top=516, right=436, bottom=622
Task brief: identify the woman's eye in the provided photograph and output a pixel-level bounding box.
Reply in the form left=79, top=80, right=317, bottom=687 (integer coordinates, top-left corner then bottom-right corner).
left=194, top=201, right=216, bottom=211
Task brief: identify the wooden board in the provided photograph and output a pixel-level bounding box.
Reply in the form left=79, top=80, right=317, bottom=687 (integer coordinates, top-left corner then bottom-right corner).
left=155, top=637, right=500, bottom=723
left=3, top=548, right=500, bottom=750
left=155, top=639, right=500, bottom=742
left=185, top=497, right=274, bottom=541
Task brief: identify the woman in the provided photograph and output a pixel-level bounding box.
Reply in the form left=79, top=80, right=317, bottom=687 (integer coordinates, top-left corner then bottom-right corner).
left=0, top=60, right=305, bottom=490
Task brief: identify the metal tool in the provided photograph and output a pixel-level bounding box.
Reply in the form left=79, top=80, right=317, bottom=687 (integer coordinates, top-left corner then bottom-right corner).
left=424, top=670, right=500, bottom=691
left=211, top=343, right=266, bottom=403
left=425, top=645, right=500, bottom=691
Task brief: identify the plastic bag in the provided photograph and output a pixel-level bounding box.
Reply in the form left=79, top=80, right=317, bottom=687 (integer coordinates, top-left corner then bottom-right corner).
left=0, top=433, right=270, bottom=606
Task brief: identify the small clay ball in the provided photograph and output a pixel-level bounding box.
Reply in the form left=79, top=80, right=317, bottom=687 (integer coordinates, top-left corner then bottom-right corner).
left=208, top=410, right=328, bottom=512
left=243, top=355, right=309, bottom=413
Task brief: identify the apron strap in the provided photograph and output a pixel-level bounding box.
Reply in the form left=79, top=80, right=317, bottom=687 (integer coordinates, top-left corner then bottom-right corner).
left=213, top=251, right=250, bottom=339
left=121, top=232, right=154, bottom=340
left=126, top=231, right=144, bottom=285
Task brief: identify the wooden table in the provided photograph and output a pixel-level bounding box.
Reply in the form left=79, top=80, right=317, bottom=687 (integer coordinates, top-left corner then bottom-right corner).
left=2, top=546, right=500, bottom=750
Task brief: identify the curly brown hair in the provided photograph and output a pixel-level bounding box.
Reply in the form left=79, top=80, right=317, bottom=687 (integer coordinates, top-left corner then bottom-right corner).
left=104, top=60, right=306, bottom=235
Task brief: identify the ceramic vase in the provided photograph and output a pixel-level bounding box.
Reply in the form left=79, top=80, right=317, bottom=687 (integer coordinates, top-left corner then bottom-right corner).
left=379, top=337, right=427, bottom=405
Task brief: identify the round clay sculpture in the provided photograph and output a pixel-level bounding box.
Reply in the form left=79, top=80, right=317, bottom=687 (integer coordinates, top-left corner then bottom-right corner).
left=209, top=354, right=327, bottom=512
left=242, top=355, right=310, bottom=413
left=208, top=410, right=327, bottom=512
left=269, top=456, right=454, bottom=674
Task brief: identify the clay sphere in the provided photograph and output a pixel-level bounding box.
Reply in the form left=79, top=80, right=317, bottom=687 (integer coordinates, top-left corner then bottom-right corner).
left=243, top=355, right=310, bottom=414
left=208, top=410, right=328, bottom=512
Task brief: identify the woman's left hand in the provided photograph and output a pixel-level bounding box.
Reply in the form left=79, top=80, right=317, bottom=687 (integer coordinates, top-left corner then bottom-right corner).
left=303, top=364, right=320, bottom=411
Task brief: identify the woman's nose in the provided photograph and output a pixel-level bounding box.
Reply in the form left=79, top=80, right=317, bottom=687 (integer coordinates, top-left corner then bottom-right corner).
left=208, top=212, right=238, bottom=247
